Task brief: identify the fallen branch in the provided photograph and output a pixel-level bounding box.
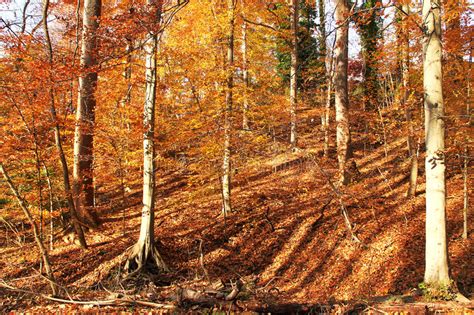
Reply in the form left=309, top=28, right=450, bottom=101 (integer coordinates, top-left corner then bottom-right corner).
left=0, top=281, right=176, bottom=309
left=307, top=155, right=361, bottom=243
left=176, top=280, right=242, bottom=306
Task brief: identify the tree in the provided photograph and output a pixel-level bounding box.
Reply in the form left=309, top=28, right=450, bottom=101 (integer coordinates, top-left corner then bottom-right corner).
left=422, top=0, right=450, bottom=286
left=221, top=0, right=235, bottom=216
left=124, top=0, right=167, bottom=274
left=1, top=164, right=58, bottom=296
left=397, top=1, right=418, bottom=198
left=356, top=0, right=382, bottom=111
left=289, top=0, right=298, bottom=149
left=334, top=0, right=351, bottom=185
left=43, top=0, right=87, bottom=248
left=242, top=19, right=250, bottom=131
left=73, top=0, right=101, bottom=227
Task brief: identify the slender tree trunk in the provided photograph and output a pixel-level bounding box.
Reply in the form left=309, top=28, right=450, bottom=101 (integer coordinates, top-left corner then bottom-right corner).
left=242, top=20, right=250, bottom=131
left=334, top=0, right=350, bottom=185
left=42, top=163, right=55, bottom=250
left=324, top=75, right=332, bottom=157
left=43, top=0, right=87, bottom=248
left=289, top=0, right=298, bottom=149
left=318, top=0, right=328, bottom=153
left=359, top=0, right=381, bottom=111
left=399, top=2, right=418, bottom=198
left=124, top=0, right=167, bottom=274
left=422, top=0, right=450, bottom=286
left=221, top=0, right=235, bottom=216
left=462, top=146, right=468, bottom=240
left=73, top=0, right=101, bottom=227
left=324, top=36, right=336, bottom=158
left=1, top=164, right=58, bottom=296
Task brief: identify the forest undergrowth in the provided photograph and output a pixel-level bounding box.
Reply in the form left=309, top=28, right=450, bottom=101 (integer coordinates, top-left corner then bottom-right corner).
left=0, top=107, right=472, bottom=313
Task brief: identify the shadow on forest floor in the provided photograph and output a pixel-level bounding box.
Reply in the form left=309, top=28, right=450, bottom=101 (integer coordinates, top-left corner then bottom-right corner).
left=1, top=107, right=472, bottom=311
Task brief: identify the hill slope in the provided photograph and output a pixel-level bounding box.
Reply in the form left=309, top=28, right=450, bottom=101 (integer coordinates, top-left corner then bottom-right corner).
left=0, top=107, right=472, bottom=312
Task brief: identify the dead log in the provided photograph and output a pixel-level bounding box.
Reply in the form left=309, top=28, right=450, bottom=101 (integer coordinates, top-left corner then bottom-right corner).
left=176, top=280, right=242, bottom=307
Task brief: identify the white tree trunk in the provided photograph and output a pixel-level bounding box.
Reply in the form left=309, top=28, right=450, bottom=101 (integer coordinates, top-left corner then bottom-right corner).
left=289, top=0, right=298, bottom=149
left=222, top=0, right=235, bottom=216
left=334, top=0, right=350, bottom=184
left=125, top=0, right=167, bottom=273
left=423, top=0, right=450, bottom=285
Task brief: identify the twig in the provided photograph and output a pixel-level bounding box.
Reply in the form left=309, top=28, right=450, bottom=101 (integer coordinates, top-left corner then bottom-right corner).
left=308, top=154, right=361, bottom=243
left=0, top=281, right=176, bottom=309
left=198, top=239, right=210, bottom=283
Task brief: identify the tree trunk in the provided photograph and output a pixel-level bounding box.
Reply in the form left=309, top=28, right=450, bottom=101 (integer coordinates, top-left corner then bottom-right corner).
left=242, top=20, right=250, bottom=130
left=318, top=0, right=330, bottom=157
left=334, top=0, right=350, bottom=185
left=289, top=0, right=298, bottom=149
left=422, top=0, right=450, bottom=286
left=462, top=145, right=468, bottom=240
left=42, top=162, right=55, bottom=250
left=323, top=37, right=336, bottom=158
left=359, top=0, right=381, bottom=111
left=73, top=0, right=101, bottom=227
left=221, top=0, right=235, bottom=216
left=399, top=2, right=418, bottom=198
left=43, top=0, right=87, bottom=248
left=1, top=164, right=58, bottom=296
left=124, top=0, right=167, bottom=274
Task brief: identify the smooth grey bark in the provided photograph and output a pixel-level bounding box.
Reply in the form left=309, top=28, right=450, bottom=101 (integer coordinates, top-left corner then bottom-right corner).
left=422, top=0, right=450, bottom=286
left=334, top=0, right=350, bottom=184
left=221, top=0, right=235, bottom=216
left=1, top=164, right=58, bottom=296
left=43, top=0, right=87, bottom=248
left=289, top=0, right=298, bottom=149
left=124, top=0, right=167, bottom=274
left=73, top=0, right=101, bottom=227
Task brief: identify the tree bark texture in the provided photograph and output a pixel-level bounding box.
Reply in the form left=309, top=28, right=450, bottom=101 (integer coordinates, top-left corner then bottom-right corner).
left=334, top=0, right=350, bottom=185
left=73, top=0, right=101, bottom=227
left=124, top=0, right=167, bottom=273
left=289, top=0, right=298, bottom=149
left=221, top=0, right=235, bottom=216
left=43, top=0, right=87, bottom=248
left=422, top=0, right=450, bottom=286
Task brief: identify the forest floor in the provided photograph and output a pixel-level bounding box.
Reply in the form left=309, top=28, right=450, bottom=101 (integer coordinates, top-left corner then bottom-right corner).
left=0, top=107, right=473, bottom=313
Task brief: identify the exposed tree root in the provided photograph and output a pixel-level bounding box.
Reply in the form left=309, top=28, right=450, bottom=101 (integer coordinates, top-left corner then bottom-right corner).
left=122, top=242, right=169, bottom=280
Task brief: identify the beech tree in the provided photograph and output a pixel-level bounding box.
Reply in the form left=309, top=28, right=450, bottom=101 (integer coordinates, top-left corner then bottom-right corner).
left=356, top=0, right=382, bottom=111
left=397, top=1, right=418, bottom=198
left=43, top=0, right=87, bottom=247
left=241, top=13, right=250, bottom=130
left=124, top=0, right=167, bottom=273
left=289, top=0, right=298, bottom=149
left=73, top=0, right=101, bottom=227
left=221, top=0, right=236, bottom=216
left=334, top=0, right=351, bottom=184
left=422, top=0, right=450, bottom=286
